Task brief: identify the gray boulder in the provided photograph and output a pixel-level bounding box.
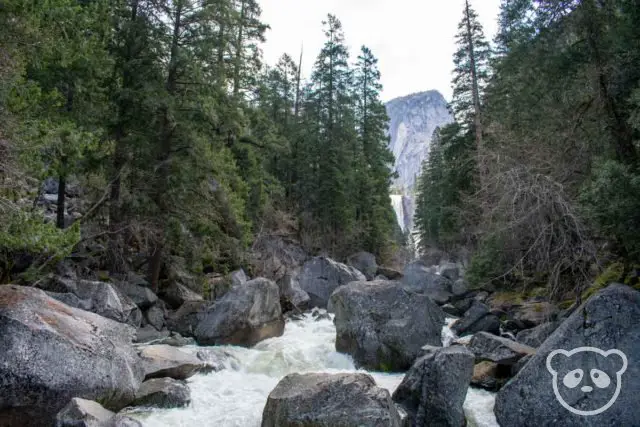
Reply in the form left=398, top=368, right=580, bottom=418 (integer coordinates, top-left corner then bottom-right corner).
left=133, top=378, right=191, bottom=408
left=195, top=278, right=284, bottom=346
left=298, top=257, right=366, bottom=308
left=512, top=301, right=559, bottom=327
left=392, top=346, right=474, bottom=427
left=159, top=282, right=203, bottom=310
left=469, top=332, right=535, bottom=365
left=451, top=301, right=500, bottom=337
left=46, top=278, right=142, bottom=327
left=134, top=326, right=171, bottom=344
left=516, top=321, right=559, bottom=348
left=138, top=344, right=209, bottom=380
left=0, top=285, right=144, bottom=427
left=451, top=279, right=469, bottom=296
left=117, top=283, right=158, bottom=310
left=401, top=261, right=453, bottom=304
left=166, top=300, right=207, bottom=337
left=261, top=373, right=402, bottom=427
left=495, top=284, right=640, bottom=427
left=347, top=251, right=378, bottom=280
left=278, top=269, right=311, bottom=310
left=376, top=266, right=403, bottom=280
left=55, top=398, right=142, bottom=427
left=144, top=303, right=166, bottom=331
left=330, top=280, right=445, bottom=371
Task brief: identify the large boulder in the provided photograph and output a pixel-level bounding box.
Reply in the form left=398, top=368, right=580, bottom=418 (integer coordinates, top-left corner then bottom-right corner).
left=330, top=280, right=445, bottom=371
left=516, top=321, right=559, bottom=348
left=512, top=301, right=559, bottom=327
left=392, top=346, right=474, bottom=427
left=401, top=261, right=454, bottom=304
left=55, top=398, right=142, bottom=427
left=46, top=278, right=142, bottom=327
left=261, top=373, right=402, bottom=427
left=229, top=268, right=248, bottom=287
left=0, top=285, right=144, bottom=427
left=117, top=283, right=158, bottom=310
left=165, top=300, right=207, bottom=337
left=376, top=266, right=403, bottom=280
left=133, top=378, right=191, bottom=408
left=159, top=282, right=203, bottom=310
left=278, top=269, right=311, bottom=311
left=250, top=235, right=309, bottom=283
left=495, top=284, right=640, bottom=427
left=347, top=251, right=378, bottom=280
left=469, top=332, right=535, bottom=365
left=138, top=344, right=209, bottom=380
left=298, top=257, right=366, bottom=308
left=451, top=301, right=500, bottom=337
left=195, top=278, right=284, bottom=346
left=144, top=302, right=166, bottom=331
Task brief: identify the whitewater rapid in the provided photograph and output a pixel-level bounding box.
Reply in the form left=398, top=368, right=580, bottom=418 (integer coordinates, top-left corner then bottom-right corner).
left=129, top=312, right=499, bottom=427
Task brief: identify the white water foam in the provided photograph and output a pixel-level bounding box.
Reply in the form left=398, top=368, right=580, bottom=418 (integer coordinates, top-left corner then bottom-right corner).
left=129, top=312, right=499, bottom=427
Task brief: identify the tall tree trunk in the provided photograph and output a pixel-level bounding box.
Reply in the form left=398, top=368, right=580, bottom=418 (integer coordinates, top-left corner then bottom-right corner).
left=148, top=0, right=182, bottom=291
left=465, top=0, right=485, bottom=175
left=232, top=0, right=246, bottom=98
left=294, top=45, right=303, bottom=118
left=56, top=174, right=66, bottom=229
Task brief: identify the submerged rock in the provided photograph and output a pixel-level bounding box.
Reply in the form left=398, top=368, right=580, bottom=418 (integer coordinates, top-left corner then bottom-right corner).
left=298, top=257, right=366, bottom=309
left=195, top=278, right=284, bottom=346
left=0, top=285, right=144, bottom=427
left=331, top=280, right=445, bottom=371
left=495, top=284, right=640, bottom=426
left=261, top=373, right=402, bottom=427
left=133, top=378, right=191, bottom=409
left=392, top=345, right=474, bottom=427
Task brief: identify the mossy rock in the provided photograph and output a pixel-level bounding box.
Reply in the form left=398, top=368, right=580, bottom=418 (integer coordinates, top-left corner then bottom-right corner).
left=583, top=262, right=626, bottom=300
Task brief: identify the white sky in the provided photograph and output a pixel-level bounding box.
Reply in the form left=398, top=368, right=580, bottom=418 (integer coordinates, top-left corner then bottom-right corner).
left=259, top=0, right=501, bottom=102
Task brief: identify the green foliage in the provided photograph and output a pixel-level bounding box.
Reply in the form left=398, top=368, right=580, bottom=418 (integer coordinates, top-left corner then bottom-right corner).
left=465, top=236, right=506, bottom=288
left=580, top=161, right=640, bottom=259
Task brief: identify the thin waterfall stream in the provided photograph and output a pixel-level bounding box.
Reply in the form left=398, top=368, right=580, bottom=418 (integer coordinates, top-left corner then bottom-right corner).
left=128, top=312, right=499, bottom=427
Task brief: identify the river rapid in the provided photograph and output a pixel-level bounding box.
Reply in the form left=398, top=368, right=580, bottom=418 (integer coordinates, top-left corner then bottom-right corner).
left=129, top=312, right=499, bottom=427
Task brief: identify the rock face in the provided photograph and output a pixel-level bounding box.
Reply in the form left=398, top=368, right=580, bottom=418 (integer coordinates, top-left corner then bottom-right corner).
left=55, top=398, right=142, bottom=427
left=298, top=257, right=366, bottom=309
left=386, top=90, right=453, bottom=231
left=347, top=251, right=378, bottom=280
left=330, top=280, right=445, bottom=371
left=401, top=261, right=454, bottom=304
left=495, top=284, right=640, bottom=427
left=133, top=378, right=191, bottom=408
left=0, top=285, right=144, bottom=427
left=138, top=344, right=209, bottom=380
left=261, top=373, right=402, bottom=427
left=195, top=278, right=284, bottom=346
left=392, top=346, right=474, bottom=427
left=386, top=90, right=453, bottom=194
left=469, top=332, right=535, bottom=365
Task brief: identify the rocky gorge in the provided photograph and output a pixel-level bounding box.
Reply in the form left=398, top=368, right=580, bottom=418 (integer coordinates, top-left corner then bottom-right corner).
left=1, top=246, right=638, bottom=427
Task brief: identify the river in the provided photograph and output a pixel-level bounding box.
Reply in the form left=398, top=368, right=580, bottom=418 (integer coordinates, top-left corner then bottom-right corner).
left=129, top=312, right=499, bottom=427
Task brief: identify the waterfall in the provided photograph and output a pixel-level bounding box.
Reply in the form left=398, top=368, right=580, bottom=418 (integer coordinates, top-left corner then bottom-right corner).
left=390, top=194, right=406, bottom=232
left=127, top=312, right=499, bottom=427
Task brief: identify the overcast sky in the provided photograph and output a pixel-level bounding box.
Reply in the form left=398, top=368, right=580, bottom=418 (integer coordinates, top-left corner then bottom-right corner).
left=260, top=0, right=501, bottom=102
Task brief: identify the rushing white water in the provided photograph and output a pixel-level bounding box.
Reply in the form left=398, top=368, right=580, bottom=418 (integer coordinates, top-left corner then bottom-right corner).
left=129, top=312, right=499, bottom=427
left=390, top=194, right=405, bottom=231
